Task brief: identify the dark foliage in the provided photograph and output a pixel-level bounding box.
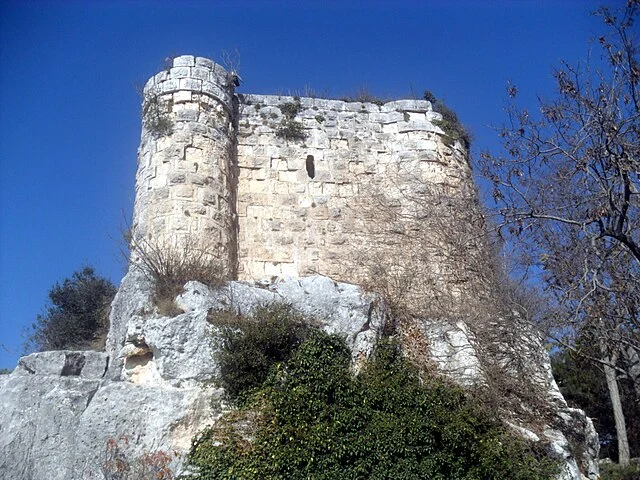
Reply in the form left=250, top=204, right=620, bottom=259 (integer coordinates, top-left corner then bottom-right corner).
left=209, top=303, right=315, bottom=402
left=276, top=99, right=307, bottom=141
left=25, top=266, right=117, bottom=352
left=423, top=90, right=471, bottom=149
left=552, top=348, right=640, bottom=460
left=186, top=334, right=559, bottom=479
left=600, top=461, right=640, bottom=480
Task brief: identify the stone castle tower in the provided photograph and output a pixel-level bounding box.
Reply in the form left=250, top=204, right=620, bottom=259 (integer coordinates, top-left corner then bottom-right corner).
left=133, top=55, right=479, bottom=293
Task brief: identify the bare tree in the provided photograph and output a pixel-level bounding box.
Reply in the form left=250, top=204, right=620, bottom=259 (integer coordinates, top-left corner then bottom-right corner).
left=478, top=2, right=640, bottom=466
left=350, top=149, right=565, bottom=434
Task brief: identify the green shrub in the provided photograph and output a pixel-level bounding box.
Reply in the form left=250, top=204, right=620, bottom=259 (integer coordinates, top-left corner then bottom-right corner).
left=278, top=101, right=302, bottom=119
left=24, top=266, right=116, bottom=352
left=276, top=100, right=307, bottom=141
left=275, top=120, right=307, bottom=141
left=600, top=462, right=640, bottom=480
left=423, top=90, right=471, bottom=149
left=209, top=303, right=315, bottom=402
left=186, top=335, right=559, bottom=479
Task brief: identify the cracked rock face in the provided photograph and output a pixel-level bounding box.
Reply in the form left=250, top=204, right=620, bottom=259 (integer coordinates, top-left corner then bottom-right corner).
left=0, top=275, right=599, bottom=479
left=0, top=275, right=387, bottom=479
left=175, top=275, right=386, bottom=368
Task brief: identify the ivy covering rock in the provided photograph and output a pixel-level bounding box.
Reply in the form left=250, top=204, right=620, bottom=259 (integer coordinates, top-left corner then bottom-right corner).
left=185, top=325, right=559, bottom=480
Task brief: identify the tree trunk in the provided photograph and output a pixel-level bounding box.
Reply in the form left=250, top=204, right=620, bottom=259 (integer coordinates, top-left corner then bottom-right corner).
left=603, top=358, right=630, bottom=466
left=622, top=347, right=640, bottom=399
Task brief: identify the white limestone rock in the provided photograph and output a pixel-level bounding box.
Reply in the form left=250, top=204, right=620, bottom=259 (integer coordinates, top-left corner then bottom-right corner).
left=105, top=268, right=155, bottom=380
left=119, top=309, right=218, bottom=386
left=176, top=275, right=386, bottom=365
left=420, top=320, right=483, bottom=386
left=0, top=275, right=599, bottom=480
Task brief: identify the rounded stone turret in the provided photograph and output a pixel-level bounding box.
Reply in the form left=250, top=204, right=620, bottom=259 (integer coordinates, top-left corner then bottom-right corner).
left=131, top=55, right=238, bottom=277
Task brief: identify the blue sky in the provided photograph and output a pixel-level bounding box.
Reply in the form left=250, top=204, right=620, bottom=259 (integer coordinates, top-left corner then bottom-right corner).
left=0, top=0, right=616, bottom=369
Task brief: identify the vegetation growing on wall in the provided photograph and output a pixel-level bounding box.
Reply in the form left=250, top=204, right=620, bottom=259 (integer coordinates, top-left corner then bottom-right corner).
left=185, top=313, right=559, bottom=480
left=276, top=98, right=307, bottom=141
left=101, top=435, right=177, bottom=480
left=127, top=233, right=226, bottom=316
left=338, top=87, right=387, bottom=106
left=423, top=90, right=471, bottom=149
left=142, top=92, right=173, bottom=138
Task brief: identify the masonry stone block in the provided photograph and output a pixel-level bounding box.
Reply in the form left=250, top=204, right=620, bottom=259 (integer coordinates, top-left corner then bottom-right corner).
left=170, top=67, right=191, bottom=78
left=173, top=91, right=192, bottom=103
left=153, top=70, right=169, bottom=84
left=161, top=78, right=180, bottom=93
left=173, top=55, right=195, bottom=67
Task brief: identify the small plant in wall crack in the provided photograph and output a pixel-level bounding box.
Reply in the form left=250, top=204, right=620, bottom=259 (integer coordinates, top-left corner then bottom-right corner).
left=101, top=434, right=178, bottom=480
left=423, top=90, right=471, bottom=149
left=141, top=92, right=173, bottom=138
left=276, top=98, right=307, bottom=141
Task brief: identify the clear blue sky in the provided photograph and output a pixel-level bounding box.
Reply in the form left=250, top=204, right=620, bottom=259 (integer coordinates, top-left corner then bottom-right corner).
left=0, top=0, right=617, bottom=369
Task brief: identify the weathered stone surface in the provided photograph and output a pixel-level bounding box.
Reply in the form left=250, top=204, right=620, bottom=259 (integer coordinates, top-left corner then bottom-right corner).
left=417, top=316, right=600, bottom=480
left=0, top=274, right=600, bottom=479
left=0, top=372, right=102, bottom=479
left=0, top=368, right=221, bottom=479
left=0, top=275, right=385, bottom=479
left=420, top=320, right=483, bottom=386
left=120, top=308, right=218, bottom=386
left=104, top=268, right=154, bottom=380
left=14, top=350, right=108, bottom=379
left=177, top=275, right=386, bottom=365
left=131, top=56, right=471, bottom=287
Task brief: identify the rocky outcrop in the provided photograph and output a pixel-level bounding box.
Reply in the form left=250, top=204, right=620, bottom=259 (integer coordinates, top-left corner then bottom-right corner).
left=0, top=275, right=599, bottom=479
left=0, top=276, right=386, bottom=479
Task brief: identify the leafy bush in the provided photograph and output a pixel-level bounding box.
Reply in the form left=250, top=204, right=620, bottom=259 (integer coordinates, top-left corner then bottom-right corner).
left=24, top=266, right=117, bottom=353
left=600, top=461, right=640, bottom=480
left=423, top=90, right=471, bottom=149
left=186, top=335, right=559, bottom=479
left=278, top=101, right=302, bottom=119
left=209, top=304, right=315, bottom=402
left=276, top=99, right=307, bottom=141
left=275, top=120, right=306, bottom=141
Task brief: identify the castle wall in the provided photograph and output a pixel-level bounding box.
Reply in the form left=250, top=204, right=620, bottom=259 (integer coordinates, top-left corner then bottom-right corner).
left=235, top=94, right=474, bottom=285
left=133, top=55, right=480, bottom=297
